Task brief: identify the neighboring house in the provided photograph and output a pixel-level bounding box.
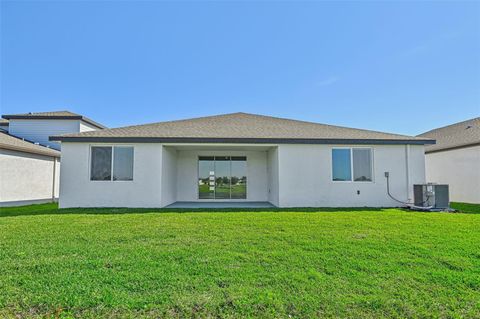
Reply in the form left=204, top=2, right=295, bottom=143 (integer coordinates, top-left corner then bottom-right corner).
left=0, top=132, right=60, bottom=206
left=0, top=119, right=8, bottom=132
left=0, top=110, right=106, bottom=206
left=2, top=110, right=106, bottom=150
left=51, top=112, right=434, bottom=208
left=418, top=117, right=480, bottom=204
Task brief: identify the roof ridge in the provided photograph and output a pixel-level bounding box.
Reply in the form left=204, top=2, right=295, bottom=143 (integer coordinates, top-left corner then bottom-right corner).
left=78, top=112, right=421, bottom=140
left=236, top=112, right=421, bottom=139
left=88, top=112, right=246, bottom=132
left=52, top=111, right=433, bottom=143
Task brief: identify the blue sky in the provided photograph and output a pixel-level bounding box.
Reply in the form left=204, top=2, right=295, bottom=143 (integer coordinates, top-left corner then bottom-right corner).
left=1, top=1, right=479, bottom=135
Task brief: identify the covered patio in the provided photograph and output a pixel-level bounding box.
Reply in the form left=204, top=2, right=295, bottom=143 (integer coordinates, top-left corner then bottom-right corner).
left=161, top=143, right=279, bottom=207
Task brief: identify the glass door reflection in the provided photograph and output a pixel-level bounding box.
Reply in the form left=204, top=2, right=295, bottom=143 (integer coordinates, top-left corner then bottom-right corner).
left=198, top=156, right=215, bottom=199
left=198, top=156, right=247, bottom=199
left=231, top=157, right=247, bottom=199
left=214, top=156, right=231, bottom=199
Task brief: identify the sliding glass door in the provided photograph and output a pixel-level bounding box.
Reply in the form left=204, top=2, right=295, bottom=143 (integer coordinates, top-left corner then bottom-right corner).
left=231, top=157, right=247, bottom=199
left=198, top=157, right=215, bottom=199
left=198, top=156, right=247, bottom=199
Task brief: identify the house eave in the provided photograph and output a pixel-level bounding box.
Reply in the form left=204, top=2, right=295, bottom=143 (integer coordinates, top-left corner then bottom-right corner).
left=49, top=136, right=436, bottom=145
left=2, top=115, right=107, bottom=130
left=0, top=144, right=60, bottom=158
left=425, top=142, right=480, bottom=154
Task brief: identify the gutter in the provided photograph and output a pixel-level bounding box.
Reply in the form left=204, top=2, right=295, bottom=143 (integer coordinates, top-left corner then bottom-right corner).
left=49, top=136, right=436, bottom=145
left=0, top=143, right=60, bottom=158
left=52, top=157, right=57, bottom=201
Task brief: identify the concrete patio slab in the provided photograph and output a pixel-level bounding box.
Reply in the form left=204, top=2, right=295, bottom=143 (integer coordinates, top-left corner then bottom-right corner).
left=165, top=201, right=275, bottom=208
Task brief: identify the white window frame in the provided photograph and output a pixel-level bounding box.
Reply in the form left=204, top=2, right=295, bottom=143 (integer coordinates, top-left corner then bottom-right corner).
left=331, top=147, right=374, bottom=183
left=89, top=145, right=134, bottom=182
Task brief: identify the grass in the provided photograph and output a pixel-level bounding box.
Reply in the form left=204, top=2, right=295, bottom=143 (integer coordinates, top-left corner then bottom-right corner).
left=0, top=204, right=479, bottom=318
left=451, top=202, right=480, bottom=214
left=198, top=183, right=247, bottom=199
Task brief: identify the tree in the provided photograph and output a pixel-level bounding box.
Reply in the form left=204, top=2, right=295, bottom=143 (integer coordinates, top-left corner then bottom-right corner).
left=222, top=176, right=229, bottom=184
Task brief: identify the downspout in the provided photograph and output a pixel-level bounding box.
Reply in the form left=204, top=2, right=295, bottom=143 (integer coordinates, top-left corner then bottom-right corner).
left=405, top=144, right=411, bottom=202
left=52, top=156, right=57, bottom=201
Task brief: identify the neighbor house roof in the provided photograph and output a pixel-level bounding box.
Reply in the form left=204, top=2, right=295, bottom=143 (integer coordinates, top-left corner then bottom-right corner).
left=50, top=112, right=434, bottom=145
left=0, top=131, right=60, bottom=157
left=417, top=117, right=480, bottom=153
left=2, top=110, right=107, bottom=129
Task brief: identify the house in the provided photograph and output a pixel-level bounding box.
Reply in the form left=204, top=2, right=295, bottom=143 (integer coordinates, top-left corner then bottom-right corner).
left=0, top=110, right=106, bottom=206
left=51, top=112, right=434, bottom=208
left=0, top=131, right=60, bottom=206
left=2, top=110, right=106, bottom=150
left=0, top=119, right=8, bottom=132
left=418, top=117, right=480, bottom=204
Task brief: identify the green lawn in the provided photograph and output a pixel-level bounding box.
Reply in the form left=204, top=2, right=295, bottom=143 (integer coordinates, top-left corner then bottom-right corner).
left=451, top=202, right=480, bottom=214
left=198, top=183, right=247, bottom=199
left=0, top=204, right=479, bottom=318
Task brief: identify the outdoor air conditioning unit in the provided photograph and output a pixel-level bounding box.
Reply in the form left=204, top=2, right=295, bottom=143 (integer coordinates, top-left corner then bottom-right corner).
left=413, top=184, right=450, bottom=210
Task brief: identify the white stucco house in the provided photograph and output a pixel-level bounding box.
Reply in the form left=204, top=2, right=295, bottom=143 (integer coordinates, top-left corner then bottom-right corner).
left=51, top=113, right=435, bottom=208
left=0, top=131, right=60, bottom=206
left=0, top=111, right=106, bottom=206
left=418, top=117, right=480, bottom=204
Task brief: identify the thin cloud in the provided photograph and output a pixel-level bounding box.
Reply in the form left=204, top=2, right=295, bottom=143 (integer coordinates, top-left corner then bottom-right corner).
left=316, top=76, right=339, bottom=87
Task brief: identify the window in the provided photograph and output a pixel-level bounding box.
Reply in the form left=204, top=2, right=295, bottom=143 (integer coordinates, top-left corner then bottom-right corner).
left=198, top=156, right=247, bottom=199
left=353, top=148, right=372, bottom=181
left=91, top=146, right=134, bottom=181
left=91, top=147, right=112, bottom=181
left=332, top=149, right=352, bottom=181
left=332, top=148, right=372, bottom=182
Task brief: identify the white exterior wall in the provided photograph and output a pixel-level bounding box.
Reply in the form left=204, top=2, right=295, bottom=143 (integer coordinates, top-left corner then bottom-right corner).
left=59, top=143, right=164, bottom=208
left=176, top=149, right=269, bottom=202
left=8, top=119, right=81, bottom=150
left=267, top=148, right=279, bottom=206
left=425, top=146, right=480, bottom=204
left=79, top=121, right=100, bottom=132
left=161, top=146, right=178, bottom=206
left=58, top=142, right=427, bottom=208
left=0, top=149, right=59, bottom=204
left=276, top=144, right=426, bottom=207
left=407, top=144, right=428, bottom=200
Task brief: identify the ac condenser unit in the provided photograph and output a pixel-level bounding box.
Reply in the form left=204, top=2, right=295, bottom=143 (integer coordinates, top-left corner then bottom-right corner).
left=413, top=184, right=450, bottom=209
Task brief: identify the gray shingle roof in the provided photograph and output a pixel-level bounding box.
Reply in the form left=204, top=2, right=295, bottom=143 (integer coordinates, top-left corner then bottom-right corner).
left=418, top=117, right=480, bottom=153
left=0, top=132, right=60, bottom=157
left=51, top=112, right=433, bottom=145
left=3, top=111, right=79, bottom=117
left=2, top=110, right=107, bottom=129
